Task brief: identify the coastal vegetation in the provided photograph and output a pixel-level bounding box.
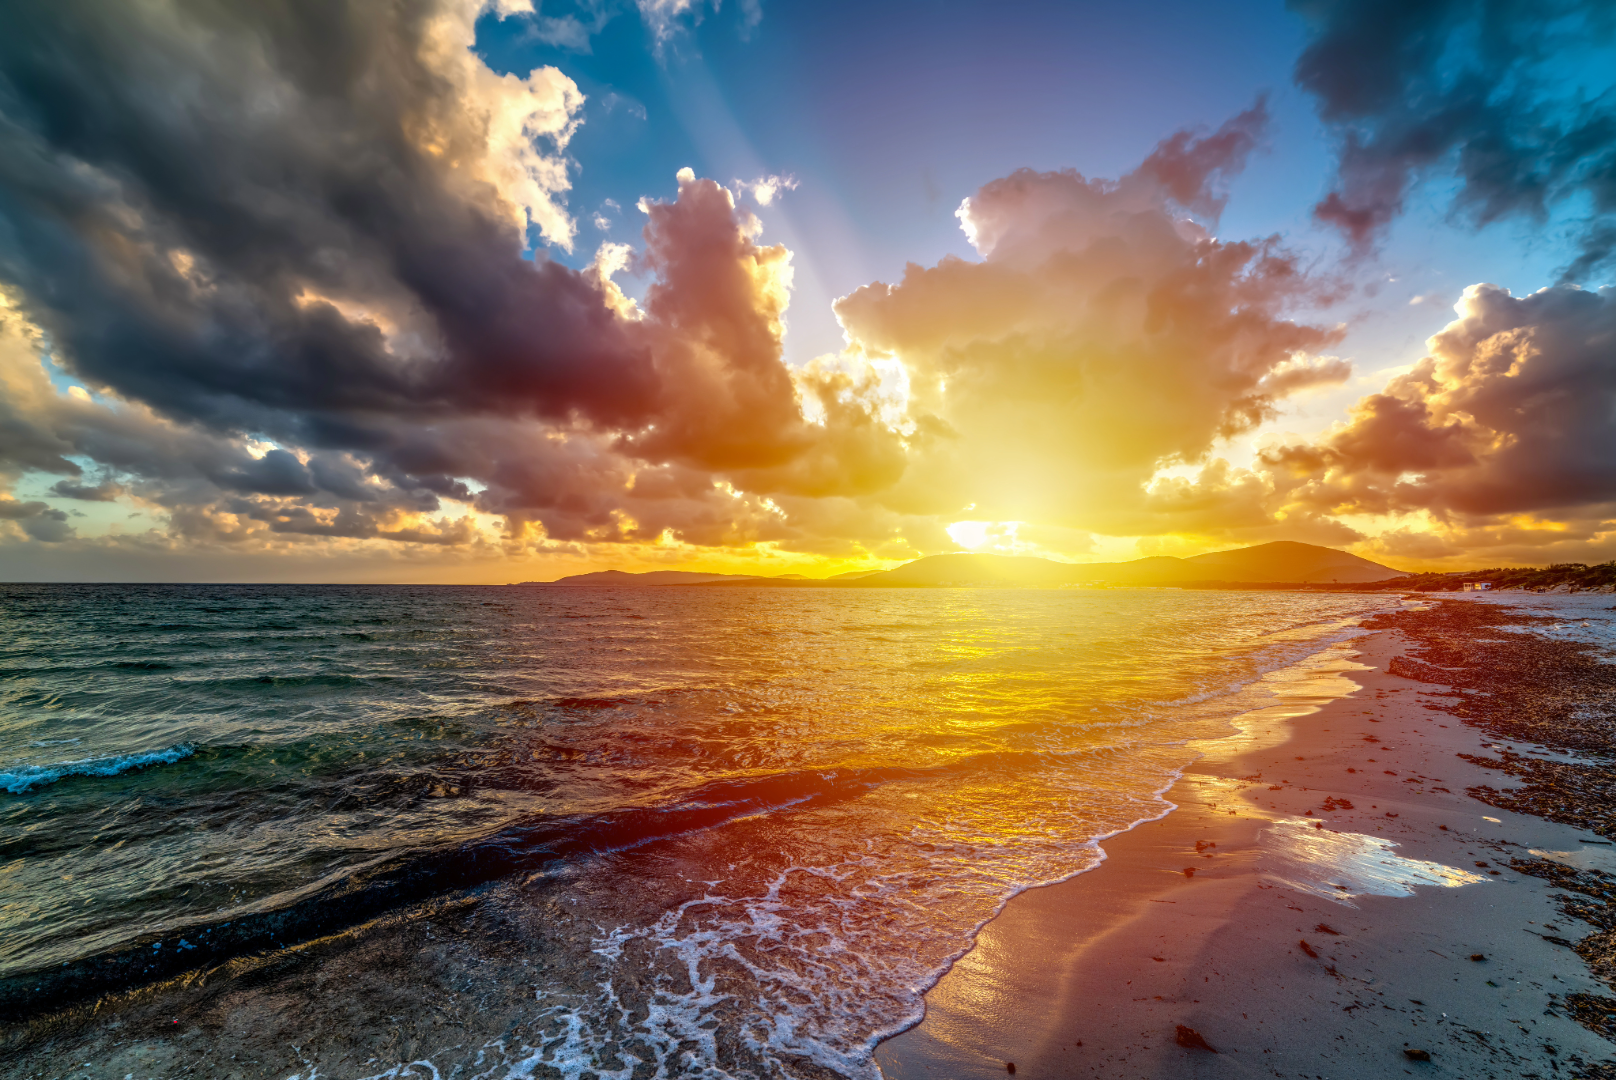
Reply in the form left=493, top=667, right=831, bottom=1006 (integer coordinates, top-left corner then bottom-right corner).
left=1358, top=562, right=1616, bottom=593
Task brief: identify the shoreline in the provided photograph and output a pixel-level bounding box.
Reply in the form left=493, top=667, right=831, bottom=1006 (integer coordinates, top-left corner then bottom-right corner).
left=8, top=594, right=1616, bottom=1078
left=875, top=596, right=1616, bottom=1078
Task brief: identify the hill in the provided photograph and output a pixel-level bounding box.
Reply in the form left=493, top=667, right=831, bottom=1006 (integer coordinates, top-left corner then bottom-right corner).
left=1179, top=541, right=1404, bottom=583
left=831, top=542, right=1403, bottom=588
left=845, top=552, right=1079, bottom=587
left=517, top=542, right=1406, bottom=589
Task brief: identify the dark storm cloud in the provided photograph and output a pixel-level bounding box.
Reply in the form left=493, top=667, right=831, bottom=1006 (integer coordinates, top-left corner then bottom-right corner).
left=1292, top=0, right=1616, bottom=280
left=48, top=479, right=121, bottom=501
left=0, top=497, right=72, bottom=542
left=0, top=0, right=654, bottom=452
left=0, top=0, right=912, bottom=555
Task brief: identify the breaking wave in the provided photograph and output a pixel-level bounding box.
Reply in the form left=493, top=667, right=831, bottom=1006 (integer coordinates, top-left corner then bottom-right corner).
left=0, top=744, right=195, bottom=795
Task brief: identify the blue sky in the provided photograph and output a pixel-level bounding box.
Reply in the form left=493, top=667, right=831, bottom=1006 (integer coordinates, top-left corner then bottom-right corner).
left=477, top=0, right=1592, bottom=372
left=479, top=0, right=1321, bottom=360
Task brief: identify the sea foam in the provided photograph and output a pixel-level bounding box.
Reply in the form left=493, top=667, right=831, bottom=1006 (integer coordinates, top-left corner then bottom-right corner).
left=0, top=743, right=195, bottom=794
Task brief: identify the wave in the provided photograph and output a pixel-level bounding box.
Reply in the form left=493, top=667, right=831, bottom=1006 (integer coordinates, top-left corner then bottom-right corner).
left=1144, top=618, right=1379, bottom=709
left=0, top=762, right=918, bottom=1016
left=0, top=744, right=196, bottom=795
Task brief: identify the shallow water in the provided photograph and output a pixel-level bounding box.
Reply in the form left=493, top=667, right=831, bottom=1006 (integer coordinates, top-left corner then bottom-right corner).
left=1262, top=816, right=1487, bottom=905
left=0, top=584, right=1396, bottom=1078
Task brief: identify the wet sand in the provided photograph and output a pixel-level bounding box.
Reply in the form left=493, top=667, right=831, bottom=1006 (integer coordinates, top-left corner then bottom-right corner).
left=877, top=598, right=1616, bottom=1079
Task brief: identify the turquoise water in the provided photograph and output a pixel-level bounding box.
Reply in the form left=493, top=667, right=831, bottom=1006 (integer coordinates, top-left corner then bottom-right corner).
left=0, top=584, right=1393, bottom=1078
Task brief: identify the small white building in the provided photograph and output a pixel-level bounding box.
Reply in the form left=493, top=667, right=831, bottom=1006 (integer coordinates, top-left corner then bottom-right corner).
left=1461, top=581, right=1493, bottom=591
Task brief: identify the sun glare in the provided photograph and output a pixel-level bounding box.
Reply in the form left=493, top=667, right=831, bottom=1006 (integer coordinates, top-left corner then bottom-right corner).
left=945, top=520, right=1034, bottom=552
left=945, top=520, right=991, bottom=549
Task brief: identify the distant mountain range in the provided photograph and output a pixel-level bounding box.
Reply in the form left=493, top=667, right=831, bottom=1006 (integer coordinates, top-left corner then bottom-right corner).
left=515, top=541, right=1405, bottom=588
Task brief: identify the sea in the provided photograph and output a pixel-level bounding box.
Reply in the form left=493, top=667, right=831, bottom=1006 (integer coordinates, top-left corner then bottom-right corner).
left=0, top=584, right=1399, bottom=1079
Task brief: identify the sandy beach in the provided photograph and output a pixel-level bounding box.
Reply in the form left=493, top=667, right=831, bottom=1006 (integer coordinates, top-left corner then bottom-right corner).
left=877, top=594, right=1616, bottom=1079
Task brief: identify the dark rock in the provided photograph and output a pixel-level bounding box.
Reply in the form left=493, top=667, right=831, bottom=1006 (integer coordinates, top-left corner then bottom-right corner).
left=1174, top=1025, right=1217, bottom=1053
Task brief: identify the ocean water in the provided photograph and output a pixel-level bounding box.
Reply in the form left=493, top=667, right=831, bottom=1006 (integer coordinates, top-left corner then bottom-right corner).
left=0, top=584, right=1396, bottom=1078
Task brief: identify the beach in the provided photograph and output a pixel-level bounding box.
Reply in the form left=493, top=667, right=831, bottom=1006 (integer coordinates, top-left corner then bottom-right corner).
left=879, top=593, right=1616, bottom=1079
left=4, top=1, right=1613, bottom=1076
left=5, top=590, right=1616, bottom=1078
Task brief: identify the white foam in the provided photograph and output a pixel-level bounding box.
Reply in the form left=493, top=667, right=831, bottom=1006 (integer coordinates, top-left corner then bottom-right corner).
left=0, top=743, right=195, bottom=794
left=492, top=998, right=641, bottom=1080
left=352, top=1061, right=439, bottom=1080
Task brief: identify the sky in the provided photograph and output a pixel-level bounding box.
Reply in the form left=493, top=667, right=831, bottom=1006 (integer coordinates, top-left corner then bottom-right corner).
left=1, top=0, right=1615, bottom=582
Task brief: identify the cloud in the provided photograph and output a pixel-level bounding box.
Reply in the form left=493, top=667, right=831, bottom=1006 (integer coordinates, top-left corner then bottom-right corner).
left=1263, top=283, right=1616, bottom=523
left=0, top=0, right=681, bottom=450
left=599, top=93, right=649, bottom=121
left=49, top=479, right=123, bottom=501
left=592, top=197, right=622, bottom=233
left=8, top=8, right=1594, bottom=580
left=1131, top=96, right=1268, bottom=220
left=0, top=496, right=73, bottom=543
left=0, top=143, right=900, bottom=563
left=0, top=1, right=907, bottom=565
left=835, top=102, right=1349, bottom=535
left=636, top=0, right=704, bottom=49
left=1292, top=0, right=1616, bottom=280
left=736, top=174, right=798, bottom=206
left=618, top=172, right=904, bottom=494
left=630, top=0, right=758, bottom=54
left=525, top=0, right=616, bottom=52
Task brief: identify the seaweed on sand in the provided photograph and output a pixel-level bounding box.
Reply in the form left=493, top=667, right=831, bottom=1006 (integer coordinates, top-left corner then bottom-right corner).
left=1366, top=599, right=1616, bottom=1055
